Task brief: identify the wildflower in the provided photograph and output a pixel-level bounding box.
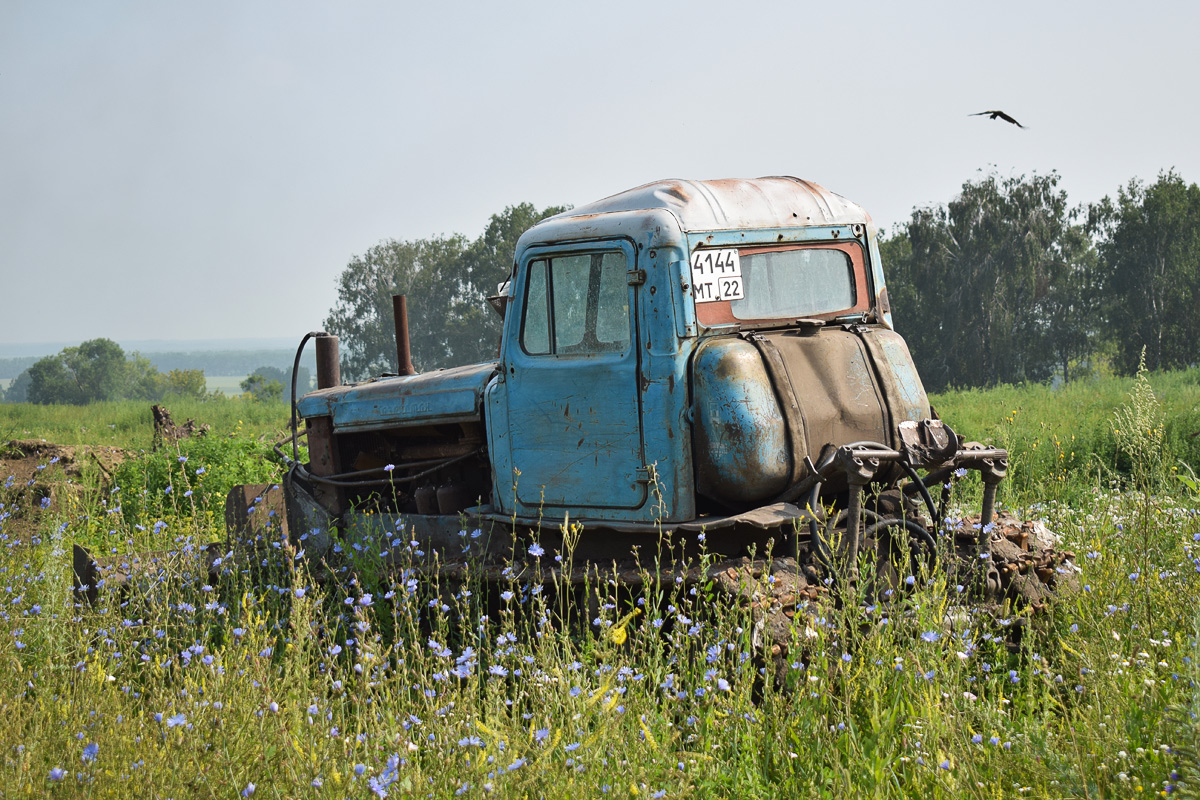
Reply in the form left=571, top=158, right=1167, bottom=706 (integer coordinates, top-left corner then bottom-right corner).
left=972, top=734, right=983, bottom=743
left=534, top=728, right=550, bottom=742
left=565, top=742, right=580, bottom=752
left=939, top=759, right=950, bottom=770
left=312, top=777, right=323, bottom=788
left=49, top=767, right=66, bottom=782
left=508, top=758, right=525, bottom=771
left=921, top=631, right=940, bottom=643
left=241, top=782, right=256, bottom=797
left=717, top=678, right=731, bottom=692
left=82, top=742, right=98, bottom=763
left=841, top=653, right=852, bottom=663
left=528, top=542, right=544, bottom=558
left=166, top=713, right=186, bottom=728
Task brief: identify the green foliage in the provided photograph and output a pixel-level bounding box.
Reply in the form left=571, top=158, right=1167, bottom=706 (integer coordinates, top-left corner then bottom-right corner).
left=1111, top=351, right=1167, bottom=489
left=240, top=365, right=310, bottom=401
left=4, top=443, right=1199, bottom=796
left=240, top=372, right=284, bottom=403
left=0, top=369, right=31, bottom=403
left=325, top=203, right=568, bottom=380
left=110, top=426, right=284, bottom=527
left=4, top=382, right=1200, bottom=796
left=931, top=366, right=1200, bottom=509
left=1091, top=170, right=1200, bottom=375
left=165, top=368, right=208, bottom=398
left=884, top=171, right=1098, bottom=391
left=28, top=338, right=128, bottom=404
left=21, top=338, right=212, bottom=405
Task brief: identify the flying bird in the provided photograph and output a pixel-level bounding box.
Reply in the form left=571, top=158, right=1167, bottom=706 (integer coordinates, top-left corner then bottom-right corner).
left=971, top=110, right=1025, bottom=128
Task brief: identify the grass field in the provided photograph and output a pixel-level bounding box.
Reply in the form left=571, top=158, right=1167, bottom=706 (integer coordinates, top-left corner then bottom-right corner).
left=205, top=375, right=251, bottom=397
left=1, top=369, right=1198, bottom=797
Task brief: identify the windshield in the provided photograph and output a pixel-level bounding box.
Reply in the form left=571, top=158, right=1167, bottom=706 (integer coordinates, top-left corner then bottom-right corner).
left=691, top=242, right=867, bottom=326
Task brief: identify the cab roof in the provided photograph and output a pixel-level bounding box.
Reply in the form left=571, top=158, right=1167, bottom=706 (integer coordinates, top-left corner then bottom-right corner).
left=544, top=177, right=872, bottom=233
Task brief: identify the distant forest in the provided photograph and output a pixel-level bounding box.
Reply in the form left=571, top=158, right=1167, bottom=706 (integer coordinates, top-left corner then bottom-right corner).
left=0, top=349, right=316, bottom=381
left=0, top=344, right=317, bottom=404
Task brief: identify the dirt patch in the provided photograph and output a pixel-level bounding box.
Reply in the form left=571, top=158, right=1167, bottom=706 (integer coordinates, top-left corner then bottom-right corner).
left=0, top=439, right=129, bottom=545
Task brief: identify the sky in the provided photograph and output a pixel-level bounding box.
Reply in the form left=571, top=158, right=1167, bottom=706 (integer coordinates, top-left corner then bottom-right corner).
left=2, top=0, right=1197, bottom=349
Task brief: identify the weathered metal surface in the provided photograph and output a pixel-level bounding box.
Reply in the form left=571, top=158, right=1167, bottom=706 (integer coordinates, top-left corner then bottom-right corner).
left=858, top=328, right=931, bottom=427
left=691, top=337, right=789, bottom=505
left=315, top=334, right=341, bottom=390
left=392, top=294, right=416, bottom=377
left=536, top=177, right=872, bottom=234
left=490, top=238, right=647, bottom=517
left=766, top=327, right=889, bottom=460
left=297, top=361, right=498, bottom=432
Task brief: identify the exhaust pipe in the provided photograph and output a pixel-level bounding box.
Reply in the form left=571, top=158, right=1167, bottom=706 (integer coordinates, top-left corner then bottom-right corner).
left=393, top=294, right=416, bottom=376
left=315, top=334, right=341, bottom=390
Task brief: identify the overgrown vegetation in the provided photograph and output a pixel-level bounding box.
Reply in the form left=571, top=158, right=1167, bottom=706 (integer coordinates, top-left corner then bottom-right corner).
left=1, top=373, right=1199, bottom=797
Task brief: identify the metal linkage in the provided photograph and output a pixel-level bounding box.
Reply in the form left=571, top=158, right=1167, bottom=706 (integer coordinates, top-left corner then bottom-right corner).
left=779, top=434, right=1009, bottom=589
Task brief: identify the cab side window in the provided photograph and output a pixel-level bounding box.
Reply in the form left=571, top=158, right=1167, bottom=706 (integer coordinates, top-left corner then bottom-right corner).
left=521, top=252, right=630, bottom=355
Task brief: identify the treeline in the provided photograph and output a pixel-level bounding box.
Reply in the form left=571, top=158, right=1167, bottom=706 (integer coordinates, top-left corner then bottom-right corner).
left=1, top=339, right=209, bottom=405
left=324, top=203, right=568, bottom=379
left=0, top=349, right=316, bottom=381
left=1, top=339, right=312, bottom=405
left=883, top=170, right=1200, bottom=391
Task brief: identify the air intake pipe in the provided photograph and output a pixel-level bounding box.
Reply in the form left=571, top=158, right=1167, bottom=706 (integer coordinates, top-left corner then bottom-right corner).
left=393, top=294, right=416, bottom=376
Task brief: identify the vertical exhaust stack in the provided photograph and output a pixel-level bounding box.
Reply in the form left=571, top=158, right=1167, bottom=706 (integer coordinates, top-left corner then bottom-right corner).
left=315, top=334, right=341, bottom=389
left=393, top=294, right=417, bottom=376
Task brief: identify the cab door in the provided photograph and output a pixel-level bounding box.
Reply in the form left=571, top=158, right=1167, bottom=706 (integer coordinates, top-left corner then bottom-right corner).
left=496, top=239, right=646, bottom=514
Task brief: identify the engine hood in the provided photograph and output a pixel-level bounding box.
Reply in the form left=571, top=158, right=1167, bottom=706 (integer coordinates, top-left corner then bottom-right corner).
left=296, top=361, right=499, bottom=433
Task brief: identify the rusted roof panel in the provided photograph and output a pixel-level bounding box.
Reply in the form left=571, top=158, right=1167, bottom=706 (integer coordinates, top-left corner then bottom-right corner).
left=545, top=177, right=871, bottom=233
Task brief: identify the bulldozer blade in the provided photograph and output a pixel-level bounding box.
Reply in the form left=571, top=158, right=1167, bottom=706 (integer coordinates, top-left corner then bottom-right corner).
left=72, top=542, right=222, bottom=606
left=225, top=483, right=290, bottom=549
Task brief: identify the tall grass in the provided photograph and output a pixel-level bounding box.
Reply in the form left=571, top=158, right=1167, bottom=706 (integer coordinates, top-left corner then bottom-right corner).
left=932, top=367, right=1200, bottom=508
left=1, top=372, right=1198, bottom=796
left=0, top=396, right=290, bottom=450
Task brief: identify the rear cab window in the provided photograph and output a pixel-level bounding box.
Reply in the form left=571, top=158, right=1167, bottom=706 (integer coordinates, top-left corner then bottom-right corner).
left=690, top=242, right=869, bottom=327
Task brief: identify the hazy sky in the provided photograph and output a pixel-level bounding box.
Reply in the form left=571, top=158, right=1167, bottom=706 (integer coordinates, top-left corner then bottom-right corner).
left=2, top=0, right=1196, bottom=347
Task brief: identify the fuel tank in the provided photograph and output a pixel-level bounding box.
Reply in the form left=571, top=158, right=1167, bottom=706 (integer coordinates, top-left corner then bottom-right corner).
left=691, top=326, right=930, bottom=507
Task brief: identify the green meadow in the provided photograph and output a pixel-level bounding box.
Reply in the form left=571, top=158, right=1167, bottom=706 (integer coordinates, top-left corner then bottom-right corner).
left=1, top=370, right=1198, bottom=798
